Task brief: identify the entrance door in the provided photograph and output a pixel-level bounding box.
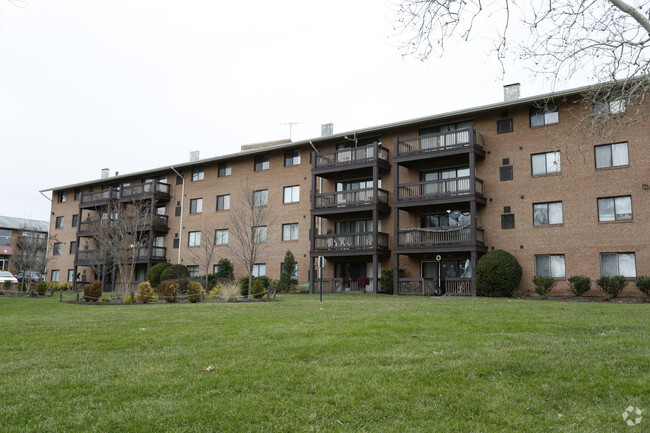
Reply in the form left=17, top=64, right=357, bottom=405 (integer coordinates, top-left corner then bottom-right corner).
left=421, top=261, right=439, bottom=294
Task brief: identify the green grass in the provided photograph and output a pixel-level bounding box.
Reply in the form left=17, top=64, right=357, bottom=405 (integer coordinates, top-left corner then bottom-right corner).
left=0, top=295, right=647, bottom=432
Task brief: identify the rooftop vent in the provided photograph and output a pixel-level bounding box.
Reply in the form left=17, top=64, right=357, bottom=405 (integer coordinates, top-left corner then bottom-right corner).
left=504, top=83, right=521, bottom=101
left=101, top=168, right=110, bottom=179
left=321, top=123, right=333, bottom=137
left=190, top=151, right=200, bottom=162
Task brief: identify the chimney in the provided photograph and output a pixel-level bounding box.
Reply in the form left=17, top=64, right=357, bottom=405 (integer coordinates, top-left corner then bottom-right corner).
left=101, top=168, right=109, bottom=179
left=321, top=123, right=333, bottom=137
left=190, top=151, right=199, bottom=162
left=504, top=83, right=521, bottom=101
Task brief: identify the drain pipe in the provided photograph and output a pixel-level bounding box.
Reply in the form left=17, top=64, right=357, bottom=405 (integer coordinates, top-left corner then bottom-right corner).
left=171, top=167, right=184, bottom=264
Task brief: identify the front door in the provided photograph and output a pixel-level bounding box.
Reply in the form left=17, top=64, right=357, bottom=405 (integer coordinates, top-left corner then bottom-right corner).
left=421, top=261, right=439, bottom=294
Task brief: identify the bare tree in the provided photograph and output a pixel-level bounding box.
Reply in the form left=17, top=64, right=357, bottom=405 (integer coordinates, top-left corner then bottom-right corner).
left=14, top=223, right=50, bottom=288
left=185, top=224, right=219, bottom=289
left=87, top=198, right=153, bottom=296
left=393, top=0, right=650, bottom=131
left=229, top=184, right=275, bottom=298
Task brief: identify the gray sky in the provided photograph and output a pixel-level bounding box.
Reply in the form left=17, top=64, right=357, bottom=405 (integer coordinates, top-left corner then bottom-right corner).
left=0, top=0, right=589, bottom=222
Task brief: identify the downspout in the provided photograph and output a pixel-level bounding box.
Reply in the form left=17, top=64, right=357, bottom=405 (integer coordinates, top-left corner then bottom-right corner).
left=171, top=167, right=184, bottom=265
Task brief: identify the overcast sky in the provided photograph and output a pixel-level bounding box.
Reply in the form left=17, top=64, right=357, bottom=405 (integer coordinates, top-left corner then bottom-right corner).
left=0, top=0, right=589, bottom=222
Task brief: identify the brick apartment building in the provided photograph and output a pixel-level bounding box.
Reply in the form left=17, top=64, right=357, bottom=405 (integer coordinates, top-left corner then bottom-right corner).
left=0, top=216, right=49, bottom=275
left=43, top=83, right=649, bottom=296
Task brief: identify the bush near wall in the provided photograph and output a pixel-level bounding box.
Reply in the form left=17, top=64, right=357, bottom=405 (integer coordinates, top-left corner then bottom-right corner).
left=567, top=275, right=591, bottom=297
left=137, top=282, right=155, bottom=304
left=146, top=262, right=172, bottom=288
left=532, top=275, right=556, bottom=298
left=634, top=276, right=650, bottom=297
left=158, top=281, right=179, bottom=303
left=187, top=281, right=204, bottom=303
left=83, top=281, right=102, bottom=302
left=596, top=276, right=627, bottom=299
left=160, top=264, right=189, bottom=282
left=476, top=250, right=522, bottom=297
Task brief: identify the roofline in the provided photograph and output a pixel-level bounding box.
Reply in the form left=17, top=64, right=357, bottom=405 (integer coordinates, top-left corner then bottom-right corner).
left=41, top=81, right=598, bottom=193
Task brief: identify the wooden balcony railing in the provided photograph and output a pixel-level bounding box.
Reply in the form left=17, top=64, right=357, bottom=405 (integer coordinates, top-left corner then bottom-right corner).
left=80, top=189, right=119, bottom=205
left=398, top=177, right=484, bottom=201
left=397, top=128, right=484, bottom=157
left=397, top=277, right=472, bottom=295
left=315, top=188, right=389, bottom=209
left=136, top=246, right=166, bottom=260
left=397, top=225, right=485, bottom=247
left=121, top=181, right=170, bottom=198
left=78, top=214, right=169, bottom=235
left=314, top=143, right=389, bottom=169
left=80, top=181, right=170, bottom=206
left=313, top=278, right=375, bottom=293
left=314, top=232, right=389, bottom=251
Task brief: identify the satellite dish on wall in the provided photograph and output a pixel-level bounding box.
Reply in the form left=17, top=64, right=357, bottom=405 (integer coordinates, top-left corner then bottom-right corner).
left=450, top=210, right=463, bottom=220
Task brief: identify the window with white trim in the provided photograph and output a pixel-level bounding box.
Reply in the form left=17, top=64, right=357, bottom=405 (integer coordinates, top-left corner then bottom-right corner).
left=51, top=270, right=60, bottom=282
left=215, top=229, right=228, bottom=245
left=600, top=253, right=636, bottom=277
left=595, top=142, right=628, bottom=169
left=253, top=226, right=267, bottom=243
left=283, top=185, right=300, bottom=203
left=188, top=231, right=201, bottom=247
left=253, top=190, right=268, bottom=207
left=252, top=263, right=266, bottom=277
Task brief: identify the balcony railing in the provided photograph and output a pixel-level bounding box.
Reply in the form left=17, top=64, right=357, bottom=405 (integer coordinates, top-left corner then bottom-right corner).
left=136, top=246, right=166, bottom=260
left=397, top=225, right=485, bottom=247
left=78, top=214, right=169, bottom=235
left=76, top=246, right=167, bottom=263
left=397, top=277, right=472, bottom=296
left=314, top=143, right=389, bottom=169
left=121, top=181, right=170, bottom=199
left=315, top=188, right=389, bottom=209
left=80, top=189, right=119, bottom=205
left=314, top=232, right=389, bottom=251
left=313, top=278, right=375, bottom=293
left=80, top=181, right=170, bottom=206
left=398, top=177, right=484, bottom=201
left=397, top=128, right=484, bottom=157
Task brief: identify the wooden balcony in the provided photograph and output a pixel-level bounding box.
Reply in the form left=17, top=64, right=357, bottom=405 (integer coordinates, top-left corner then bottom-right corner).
left=312, top=278, right=376, bottom=293
left=396, top=177, right=485, bottom=206
left=313, top=143, right=390, bottom=176
left=76, top=246, right=167, bottom=266
left=394, top=128, right=485, bottom=163
left=313, top=188, right=390, bottom=215
left=77, top=214, right=169, bottom=237
left=120, top=181, right=171, bottom=203
left=395, top=225, right=485, bottom=252
left=397, top=277, right=472, bottom=296
left=79, top=189, right=119, bottom=208
left=313, top=232, right=390, bottom=256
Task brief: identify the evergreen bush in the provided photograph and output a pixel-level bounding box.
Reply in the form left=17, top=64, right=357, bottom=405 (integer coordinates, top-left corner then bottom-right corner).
left=476, top=250, right=522, bottom=297
left=146, top=262, right=172, bottom=288
left=532, top=275, right=556, bottom=298
left=279, top=250, right=297, bottom=292
left=636, top=276, right=650, bottom=297
left=596, top=276, right=627, bottom=299
left=160, top=264, right=189, bottom=282
left=567, top=275, right=591, bottom=297
left=214, top=258, right=235, bottom=281
left=187, top=281, right=204, bottom=303
left=137, top=281, right=155, bottom=304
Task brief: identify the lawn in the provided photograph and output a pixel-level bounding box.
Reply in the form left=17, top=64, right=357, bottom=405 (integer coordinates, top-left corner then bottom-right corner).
left=0, top=295, right=647, bottom=432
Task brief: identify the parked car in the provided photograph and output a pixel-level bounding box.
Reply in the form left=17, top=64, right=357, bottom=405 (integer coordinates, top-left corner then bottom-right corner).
left=0, top=271, right=19, bottom=284
left=16, top=271, right=45, bottom=284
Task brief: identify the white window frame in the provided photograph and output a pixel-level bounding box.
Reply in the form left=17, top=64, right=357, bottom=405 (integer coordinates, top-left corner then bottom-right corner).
left=215, top=229, right=229, bottom=245
left=188, top=231, right=201, bottom=247
left=51, top=270, right=60, bottom=283
left=252, top=263, right=266, bottom=277
left=531, top=151, right=561, bottom=175
left=597, top=196, right=632, bottom=222
left=254, top=190, right=268, bottom=207
left=254, top=226, right=267, bottom=243
left=67, top=269, right=75, bottom=282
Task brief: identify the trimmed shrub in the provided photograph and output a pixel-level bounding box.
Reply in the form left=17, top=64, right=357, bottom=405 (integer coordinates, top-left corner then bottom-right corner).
left=214, top=258, right=235, bottom=281
left=532, top=275, right=556, bottom=298
left=83, top=281, right=102, bottom=302
left=173, top=277, right=191, bottom=294
left=158, top=280, right=179, bottom=303
left=250, top=278, right=265, bottom=299
left=567, top=275, right=591, bottom=297
left=98, top=295, right=112, bottom=304
left=476, top=250, right=522, bottom=297
left=187, top=281, right=204, bottom=303
left=239, top=276, right=269, bottom=297
left=3, top=280, right=13, bottom=290
left=208, top=285, right=221, bottom=299
left=636, top=276, right=650, bottom=297
left=279, top=250, right=297, bottom=292
left=146, top=262, right=172, bottom=288
left=36, top=281, right=48, bottom=295
left=160, top=264, right=189, bottom=282
left=596, top=276, right=628, bottom=299
left=137, top=281, right=155, bottom=304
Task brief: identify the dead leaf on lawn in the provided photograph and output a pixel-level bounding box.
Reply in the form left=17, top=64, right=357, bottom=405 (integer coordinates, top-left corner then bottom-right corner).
left=202, top=365, right=215, bottom=372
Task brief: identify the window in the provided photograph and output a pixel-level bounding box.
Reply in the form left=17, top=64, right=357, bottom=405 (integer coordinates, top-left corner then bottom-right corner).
left=601, top=253, right=636, bottom=277
left=497, top=118, right=513, bottom=134
left=74, top=189, right=81, bottom=201
left=535, top=255, right=566, bottom=278
left=594, top=98, right=626, bottom=115
left=598, top=196, right=632, bottom=222
left=531, top=151, right=561, bottom=175
left=285, top=149, right=301, bottom=166
left=51, top=270, right=59, bottom=283
left=188, top=231, right=201, bottom=247
left=213, top=264, right=219, bottom=274
left=218, top=161, right=232, bottom=177
left=0, top=229, right=11, bottom=246
left=156, top=206, right=166, bottom=215
left=282, top=223, right=299, bottom=241
left=254, top=226, right=267, bottom=243
left=533, top=202, right=563, bottom=226
left=187, top=266, right=199, bottom=278
left=252, top=263, right=266, bottom=277
left=67, top=269, right=75, bottom=282
left=173, top=238, right=180, bottom=249
left=189, top=198, right=203, bottom=214
left=69, top=241, right=77, bottom=254
left=283, top=185, right=300, bottom=203
left=499, top=166, right=513, bottom=181
left=254, top=190, right=268, bottom=207
left=216, top=194, right=230, bottom=211
left=71, top=214, right=79, bottom=227
left=57, top=191, right=66, bottom=203
left=595, top=142, right=629, bottom=169
left=191, top=167, right=204, bottom=182
left=176, top=175, right=183, bottom=185
left=281, top=262, right=298, bottom=279
left=55, top=216, right=64, bottom=229
left=254, top=155, right=269, bottom=171
left=53, top=243, right=62, bottom=255
left=501, top=214, right=515, bottom=229
left=215, top=229, right=229, bottom=245
left=530, top=102, right=559, bottom=126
